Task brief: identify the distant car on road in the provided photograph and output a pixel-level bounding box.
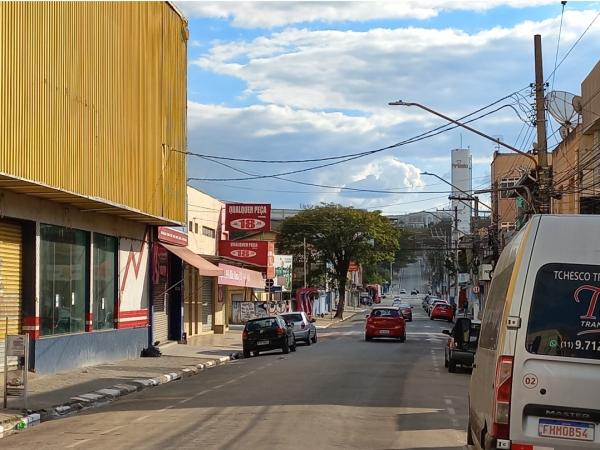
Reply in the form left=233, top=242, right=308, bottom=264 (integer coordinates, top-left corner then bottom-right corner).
left=442, top=318, right=480, bottom=373
left=242, top=316, right=296, bottom=358
left=430, top=302, right=454, bottom=322
left=426, top=298, right=446, bottom=314
left=410, top=289, right=418, bottom=295
left=396, top=301, right=413, bottom=321
left=365, top=307, right=406, bottom=342
left=280, top=312, right=317, bottom=345
left=400, top=289, right=407, bottom=294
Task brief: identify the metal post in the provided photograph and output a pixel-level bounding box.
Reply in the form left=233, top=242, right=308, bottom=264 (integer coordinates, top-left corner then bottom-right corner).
left=303, top=237, right=307, bottom=288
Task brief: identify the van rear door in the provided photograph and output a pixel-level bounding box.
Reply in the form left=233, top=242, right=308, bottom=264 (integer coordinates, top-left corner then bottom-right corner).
left=511, top=262, right=600, bottom=449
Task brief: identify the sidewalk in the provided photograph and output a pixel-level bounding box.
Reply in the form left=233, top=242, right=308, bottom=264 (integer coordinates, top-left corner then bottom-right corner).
left=0, top=330, right=244, bottom=437
left=314, top=306, right=366, bottom=329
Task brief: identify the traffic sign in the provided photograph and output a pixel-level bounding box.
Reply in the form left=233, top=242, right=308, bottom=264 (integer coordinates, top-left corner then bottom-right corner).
left=472, top=285, right=480, bottom=294
left=265, top=278, right=274, bottom=289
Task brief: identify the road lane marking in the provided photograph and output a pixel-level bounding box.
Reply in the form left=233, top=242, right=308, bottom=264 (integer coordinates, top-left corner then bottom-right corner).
left=66, top=439, right=92, bottom=448
left=100, top=425, right=124, bottom=435
left=132, top=414, right=150, bottom=423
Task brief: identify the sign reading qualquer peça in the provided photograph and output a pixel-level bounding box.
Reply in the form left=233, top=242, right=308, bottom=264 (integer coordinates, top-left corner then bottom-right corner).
left=225, top=203, right=271, bottom=232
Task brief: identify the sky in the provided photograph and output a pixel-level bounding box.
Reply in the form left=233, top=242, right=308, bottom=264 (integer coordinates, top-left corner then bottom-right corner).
left=177, top=0, right=600, bottom=215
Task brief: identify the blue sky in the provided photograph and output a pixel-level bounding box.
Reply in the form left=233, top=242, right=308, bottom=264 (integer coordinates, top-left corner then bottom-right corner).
left=177, top=1, right=600, bottom=214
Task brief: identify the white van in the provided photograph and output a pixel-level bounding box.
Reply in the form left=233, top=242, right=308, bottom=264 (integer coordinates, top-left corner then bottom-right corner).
left=469, top=215, right=600, bottom=450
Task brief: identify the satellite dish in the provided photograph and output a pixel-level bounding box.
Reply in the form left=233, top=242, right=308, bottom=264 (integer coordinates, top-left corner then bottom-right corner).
left=546, top=90, right=580, bottom=130
left=572, top=95, right=583, bottom=114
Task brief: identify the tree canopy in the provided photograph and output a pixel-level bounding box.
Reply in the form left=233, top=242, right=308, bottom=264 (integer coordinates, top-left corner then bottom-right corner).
left=277, top=204, right=401, bottom=317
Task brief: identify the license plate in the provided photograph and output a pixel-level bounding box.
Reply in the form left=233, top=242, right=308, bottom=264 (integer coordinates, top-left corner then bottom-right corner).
left=257, top=340, right=269, bottom=346
left=378, top=330, right=390, bottom=335
left=538, top=418, right=595, bottom=441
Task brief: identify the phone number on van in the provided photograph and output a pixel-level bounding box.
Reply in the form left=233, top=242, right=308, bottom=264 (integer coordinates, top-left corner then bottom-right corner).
left=560, top=340, right=600, bottom=351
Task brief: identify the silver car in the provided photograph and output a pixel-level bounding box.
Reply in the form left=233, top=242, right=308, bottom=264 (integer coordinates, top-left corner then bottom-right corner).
left=280, top=312, right=318, bottom=345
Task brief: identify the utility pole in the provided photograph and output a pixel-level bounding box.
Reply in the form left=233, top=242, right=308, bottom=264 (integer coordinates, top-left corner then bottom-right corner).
left=534, top=34, right=550, bottom=213
left=303, top=237, right=307, bottom=288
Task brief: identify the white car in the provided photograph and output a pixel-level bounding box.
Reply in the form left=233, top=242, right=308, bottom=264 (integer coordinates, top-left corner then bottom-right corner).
left=400, top=289, right=406, bottom=294
left=469, top=215, right=600, bottom=450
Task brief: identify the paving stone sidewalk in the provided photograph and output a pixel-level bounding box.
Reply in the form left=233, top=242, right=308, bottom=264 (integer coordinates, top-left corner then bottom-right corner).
left=0, top=330, right=244, bottom=438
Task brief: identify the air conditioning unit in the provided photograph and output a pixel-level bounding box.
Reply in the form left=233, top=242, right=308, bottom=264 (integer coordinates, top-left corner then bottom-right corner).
left=479, top=264, right=493, bottom=281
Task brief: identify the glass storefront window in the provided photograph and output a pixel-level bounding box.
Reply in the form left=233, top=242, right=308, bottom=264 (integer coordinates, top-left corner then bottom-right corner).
left=93, top=233, right=117, bottom=330
left=40, top=224, right=88, bottom=336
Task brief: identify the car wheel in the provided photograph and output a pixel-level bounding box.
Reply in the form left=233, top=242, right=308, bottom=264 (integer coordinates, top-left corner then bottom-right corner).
left=311, top=331, right=318, bottom=343
left=399, top=335, right=406, bottom=343
left=252, top=351, right=259, bottom=357
left=290, top=338, right=297, bottom=352
left=448, top=359, right=457, bottom=373
left=305, top=333, right=312, bottom=346
left=243, top=349, right=251, bottom=358
left=365, top=334, right=372, bottom=341
left=444, top=350, right=449, bottom=367
left=430, top=316, right=434, bottom=320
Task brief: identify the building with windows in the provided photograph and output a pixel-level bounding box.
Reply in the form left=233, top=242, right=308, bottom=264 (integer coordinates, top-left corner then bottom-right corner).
left=0, top=2, right=188, bottom=372
left=490, top=152, right=537, bottom=235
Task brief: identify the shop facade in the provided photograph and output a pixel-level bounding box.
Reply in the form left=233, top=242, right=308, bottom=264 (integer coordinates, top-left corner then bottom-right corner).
left=218, top=263, right=271, bottom=324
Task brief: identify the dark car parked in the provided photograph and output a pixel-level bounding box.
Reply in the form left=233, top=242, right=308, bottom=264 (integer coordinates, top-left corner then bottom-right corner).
left=242, top=316, right=296, bottom=358
left=443, top=317, right=480, bottom=373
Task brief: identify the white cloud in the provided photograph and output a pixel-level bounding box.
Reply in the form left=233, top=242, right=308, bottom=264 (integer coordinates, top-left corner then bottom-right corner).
left=192, top=10, right=600, bottom=116
left=178, top=1, right=558, bottom=28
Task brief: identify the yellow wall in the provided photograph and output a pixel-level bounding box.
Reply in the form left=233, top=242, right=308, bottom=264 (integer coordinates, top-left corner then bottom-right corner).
left=0, top=2, right=187, bottom=222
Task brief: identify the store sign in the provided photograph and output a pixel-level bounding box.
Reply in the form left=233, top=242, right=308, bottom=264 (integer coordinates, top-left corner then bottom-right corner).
left=274, top=255, right=293, bottom=292
left=158, top=227, right=188, bottom=246
left=219, top=239, right=274, bottom=269
left=225, top=203, right=271, bottom=232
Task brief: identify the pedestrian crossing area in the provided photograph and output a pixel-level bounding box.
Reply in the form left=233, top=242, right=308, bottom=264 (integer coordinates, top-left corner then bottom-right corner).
left=318, top=329, right=448, bottom=342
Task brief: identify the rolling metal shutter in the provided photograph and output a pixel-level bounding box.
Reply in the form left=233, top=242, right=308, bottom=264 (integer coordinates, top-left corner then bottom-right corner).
left=0, top=221, right=22, bottom=372
left=201, top=277, right=213, bottom=332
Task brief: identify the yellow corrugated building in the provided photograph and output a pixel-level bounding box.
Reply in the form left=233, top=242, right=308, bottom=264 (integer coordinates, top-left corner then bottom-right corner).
left=0, top=1, right=187, bottom=224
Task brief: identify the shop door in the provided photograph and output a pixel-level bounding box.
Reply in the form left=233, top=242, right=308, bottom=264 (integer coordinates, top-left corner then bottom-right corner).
left=201, top=277, right=214, bottom=332
left=0, top=221, right=22, bottom=371
left=184, top=265, right=201, bottom=337
left=152, top=244, right=169, bottom=344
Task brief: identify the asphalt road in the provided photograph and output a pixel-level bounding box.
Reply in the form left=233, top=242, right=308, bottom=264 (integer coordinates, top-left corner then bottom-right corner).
left=5, top=264, right=470, bottom=450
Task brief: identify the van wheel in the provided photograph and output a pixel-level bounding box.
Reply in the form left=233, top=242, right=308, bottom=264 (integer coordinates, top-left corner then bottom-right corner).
left=483, top=432, right=495, bottom=450
left=448, top=359, right=457, bottom=373
left=305, top=334, right=312, bottom=346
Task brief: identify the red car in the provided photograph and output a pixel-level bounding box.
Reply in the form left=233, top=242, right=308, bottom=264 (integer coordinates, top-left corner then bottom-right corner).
left=365, top=307, right=406, bottom=342
left=430, top=302, right=454, bottom=322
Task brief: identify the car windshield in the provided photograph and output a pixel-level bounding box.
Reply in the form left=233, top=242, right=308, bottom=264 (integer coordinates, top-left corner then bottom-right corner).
left=371, top=309, right=400, bottom=317
left=282, top=313, right=303, bottom=322
left=246, top=318, right=279, bottom=331
left=526, top=263, right=600, bottom=360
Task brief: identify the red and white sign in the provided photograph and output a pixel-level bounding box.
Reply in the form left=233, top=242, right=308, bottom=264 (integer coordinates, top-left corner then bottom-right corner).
left=225, top=203, right=271, bottom=232
left=158, top=227, right=188, bottom=246
left=472, top=285, right=480, bottom=294
left=219, top=239, right=275, bottom=275
left=217, top=263, right=265, bottom=289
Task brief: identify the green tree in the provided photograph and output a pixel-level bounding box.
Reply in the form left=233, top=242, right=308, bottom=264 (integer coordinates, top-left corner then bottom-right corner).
left=277, top=204, right=401, bottom=317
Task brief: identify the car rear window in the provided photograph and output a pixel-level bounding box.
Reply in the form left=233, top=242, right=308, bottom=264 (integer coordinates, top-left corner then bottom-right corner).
left=246, top=318, right=278, bottom=331
left=371, top=309, right=400, bottom=317
left=282, top=313, right=303, bottom=322
left=526, top=263, right=600, bottom=360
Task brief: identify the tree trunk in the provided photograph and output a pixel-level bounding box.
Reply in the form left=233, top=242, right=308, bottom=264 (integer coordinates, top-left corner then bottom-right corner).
left=334, top=281, right=346, bottom=318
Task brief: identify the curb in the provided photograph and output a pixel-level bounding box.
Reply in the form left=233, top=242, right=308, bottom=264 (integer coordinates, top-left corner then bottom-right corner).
left=316, top=309, right=365, bottom=329
left=0, top=353, right=240, bottom=439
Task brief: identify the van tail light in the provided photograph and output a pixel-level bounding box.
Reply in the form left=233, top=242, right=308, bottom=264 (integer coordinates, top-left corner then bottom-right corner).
left=242, top=330, right=248, bottom=340
left=276, top=327, right=285, bottom=336
left=492, top=355, right=514, bottom=440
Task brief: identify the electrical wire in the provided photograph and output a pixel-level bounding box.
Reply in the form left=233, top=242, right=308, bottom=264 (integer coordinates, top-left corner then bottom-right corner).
left=550, top=1, right=567, bottom=92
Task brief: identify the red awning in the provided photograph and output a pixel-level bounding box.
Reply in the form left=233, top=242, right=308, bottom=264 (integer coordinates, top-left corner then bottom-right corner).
left=160, top=243, right=223, bottom=277
left=218, top=263, right=264, bottom=289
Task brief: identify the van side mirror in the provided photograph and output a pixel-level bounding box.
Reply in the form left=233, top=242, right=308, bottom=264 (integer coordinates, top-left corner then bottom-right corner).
left=442, top=329, right=450, bottom=335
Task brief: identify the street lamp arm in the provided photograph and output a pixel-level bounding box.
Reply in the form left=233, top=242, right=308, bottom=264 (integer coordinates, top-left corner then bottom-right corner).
left=388, top=100, right=538, bottom=165
left=421, top=171, right=492, bottom=211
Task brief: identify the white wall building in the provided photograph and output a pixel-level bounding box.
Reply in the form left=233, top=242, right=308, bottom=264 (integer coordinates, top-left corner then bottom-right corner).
left=450, top=149, right=473, bottom=235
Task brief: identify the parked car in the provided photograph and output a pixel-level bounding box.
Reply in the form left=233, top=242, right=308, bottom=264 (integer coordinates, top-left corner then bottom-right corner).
left=427, top=299, right=448, bottom=315
left=469, top=215, right=600, bottom=450
left=430, top=302, right=454, bottom=322
left=395, top=301, right=413, bottom=321
left=242, top=316, right=296, bottom=358
left=443, top=317, right=480, bottom=372
left=365, top=307, right=406, bottom=342
left=280, top=311, right=317, bottom=345
left=410, top=289, right=418, bottom=295
left=400, top=289, right=407, bottom=294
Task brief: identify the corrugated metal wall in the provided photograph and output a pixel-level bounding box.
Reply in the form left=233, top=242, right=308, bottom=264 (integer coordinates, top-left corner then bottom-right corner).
left=0, top=221, right=22, bottom=371
left=0, top=2, right=187, bottom=223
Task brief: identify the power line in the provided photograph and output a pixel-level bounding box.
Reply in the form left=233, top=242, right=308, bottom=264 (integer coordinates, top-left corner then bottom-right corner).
left=550, top=1, right=567, bottom=92
left=190, top=103, right=527, bottom=183
left=545, top=10, right=600, bottom=83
